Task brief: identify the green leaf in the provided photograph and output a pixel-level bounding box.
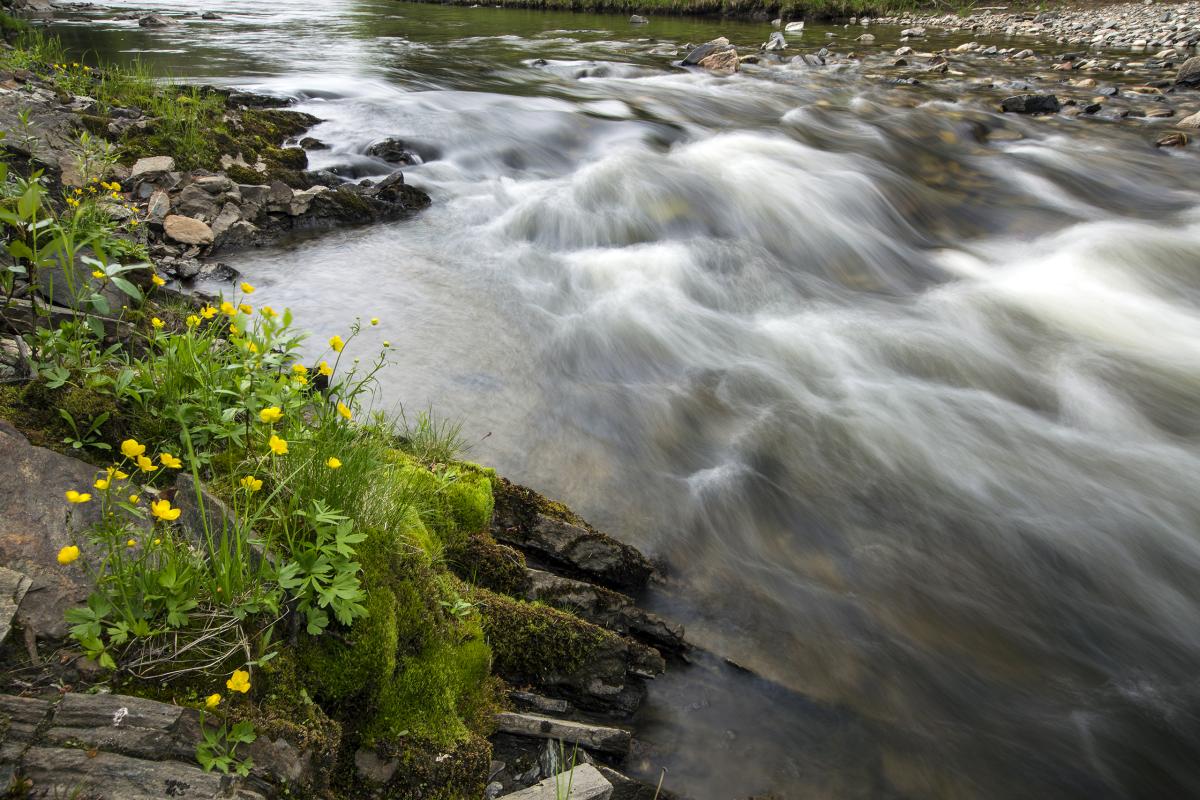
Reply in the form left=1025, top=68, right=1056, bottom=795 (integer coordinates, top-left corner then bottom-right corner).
left=109, top=275, right=142, bottom=302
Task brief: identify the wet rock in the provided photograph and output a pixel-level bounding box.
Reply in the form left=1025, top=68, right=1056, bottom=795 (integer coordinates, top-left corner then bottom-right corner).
left=524, top=568, right=685, bottom=653
left=785, top=21, right=805, bottom=33
left=201, top=11, right=222, bottom=19
left=365, top=137, right=422, bottom=164
left=163, top=215, right=215, bottom=246
left=681, top=37, right=731, bottom=66
left=510, top=691, right=572, bottom=715
left=299, top=136, right=328, bottom=150
left=1155, top=131, right=1188, bottom=146
left=629, top=14, right=648, bottom=24
left=494, top=712, right=631, bottom=755
left=491, top=479, right=654, bottom=590
left=194, top=174, right=235, bottom=194
left=857, top=33, right=876, bottom=43
left=901, top=27, right=926, bottom=37
left=1176, top=55, right=1200, bottom=86
left=1177, top=110, right=1200, bottom=128
left=138, top=14, right=174, bottom=27
left=210, top=202, right=243, bottom=239
left=175, top=185, right=219, bottom=220
left=761, top=32, right=787, bottom=52
left=1000, top=94, right=1062, bottom=114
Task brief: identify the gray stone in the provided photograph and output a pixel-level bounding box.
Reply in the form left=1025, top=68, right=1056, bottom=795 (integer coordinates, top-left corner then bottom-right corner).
left=500, top=763, right=612, bottom=800
left=494, top=712, right=631, bottom=755
left=130, top=155, right=175, bottom=178
left=681, top=37, right=732, bottom=66
left=0, top=567, right=32, bottom=647
left=1176, top=55, right=1200, bottom=85
left=211, top=202, right=243, bottom=238
left=510, top=690, right=572, bottom=715
left=194, top=174, right=235, bottom=195
left=785, top=21, right=805, bottom=32
left=628, top=14, right=648, bottom=24
left=176, top=184, right=221, bottom=220
left=163, top=215, right=215, bottom=246
left=857, top=33, right=876, bottom=43
left=138, top=13, right=174, bottom=27
left=147, top=188, right=171, bottom=221
left=355, top=747, right=400, bottom=784
left=762, top=32, right=787, bottom=51
left=1177, top=110, right=1200, bottom=128
left=288, top=185, right=329, bottom=216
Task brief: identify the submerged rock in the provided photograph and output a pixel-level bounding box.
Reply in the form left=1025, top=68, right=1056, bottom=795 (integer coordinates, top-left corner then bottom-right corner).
left=1000, top=94, right=1061, bottom=114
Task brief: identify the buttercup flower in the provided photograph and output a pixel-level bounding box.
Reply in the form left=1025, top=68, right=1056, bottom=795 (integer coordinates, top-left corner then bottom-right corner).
left=126, top=538, right=137, bottom=547
left=240, top=476, right=263, bottom=492
left=186, top=315, right=200, bottom=328
left=151, top=274, right=166, bottom=287
left=261, top=305, right=278, bottom=319
left=152, top=537, right=161, bottom=545
left=259, top=406, right=283, bottom=424
left=370, top=317, right=379, bottom=326
left=120, top=439, right=146, bottom=459
left=329, top=335, right=344, bottom=353
left=94, top=478, right=110, bottom=491
left=91, top=269, right=105, bottom=279
left=129, top=494, right=140, bottom=504
left=150, top=499, right=181, bottom=521
left=160, top=452, right=182, bottom=469
left=326, top=457, right=342, bottom=469
left=318, top=361, right=333, bottom=377
left=336, top=402, right=352, bottom=421
left=106, top=467, right=130, bottom=480
left=268, top=435, right=288, bottom=455
left=383, top=340, right=391, bottom=348
left=200, top=305, right=218, bottom=319
left=57, top=545, right=80, bottom=565
left=239, top=304, right=253, bottom=316
left=205, top=694, right=221, bottom=709
left=247, top=342, right=259, bottom=354
left=240, top=282, right=255, bottom=294
left=151, top=317, right=165, bottom=329
left=220, top=301, right=237, bottom=317
left=136, top=454, right=158, bottom=472
left=226, top=669, right=251, bottom=694
left=292, top=364, right=308, bottom=375
left=65, top=490, right=91, bottom=504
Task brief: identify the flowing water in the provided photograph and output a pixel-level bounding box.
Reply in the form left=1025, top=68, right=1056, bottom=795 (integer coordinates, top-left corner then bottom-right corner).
left=52, top=3, right=1200, bottom=797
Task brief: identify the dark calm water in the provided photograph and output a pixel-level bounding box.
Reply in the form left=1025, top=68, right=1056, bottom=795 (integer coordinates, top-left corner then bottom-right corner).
left=54, top=2, right=1200, bottom=797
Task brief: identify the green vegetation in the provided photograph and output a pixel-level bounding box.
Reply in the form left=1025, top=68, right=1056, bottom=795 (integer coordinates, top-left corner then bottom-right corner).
left=0, top=94, right=501, bottom=795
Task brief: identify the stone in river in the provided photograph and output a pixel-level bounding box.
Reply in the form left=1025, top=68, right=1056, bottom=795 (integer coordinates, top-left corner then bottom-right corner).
left=163, top=215, right=214, bottom=246
left=629, top=14, right=648, bottom=24
left=1155, top=131, right=1188, bottom=147
left=1175, top=56, right=1200, bottom=86
left=1177, top=110, right=1200, bottom=128
left=1000, top=94, right=1061, bottom=114
left=697, top=47, right=740, bottom=73
left=762, top=32, right=787, bottom=51
left=681, top=37, right=732, bottom=66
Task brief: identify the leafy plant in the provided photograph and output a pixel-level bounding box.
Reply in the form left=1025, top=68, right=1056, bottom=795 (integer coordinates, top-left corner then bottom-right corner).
left=196, top=714, right=256, bottom=777
left=58, top=407, right=111, bottom=452
left=276, top=502, right=368, bottom=635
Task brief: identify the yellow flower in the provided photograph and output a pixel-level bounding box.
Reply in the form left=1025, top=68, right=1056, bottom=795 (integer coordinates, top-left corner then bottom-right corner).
left=220, top=301, right=237, bottom=317
left=150, top=499, right=181, bottom=521
left=136, top=454, right=158, bottom=472
left=329, top=335, right=344, bottom=353
left=383, top=340, right=391, bottom=348
left=151, top=317, right=165, bottom=329
left=239, top=304, right=253, bottom=316
left=318, top=361, right=333, bottom=377
left=186, top=315, right=200, bottom=328
left=106, top=467, right=129, bottom=480
left=239, top=476, right=263, bottom=492
left=240, top=282, right=255, bottom=294
left=129, top=494, right=140, bottom=505
left=268, top=434, right=288, bottom=455
left=57, top=545, right=80, bottom=565
left=205, top=693, right=221, bottom=709
left=293, top=374, right=308, bottom=386
left=326, top=457, right=342, bottom=469
left=230, top=322, right=240, bottom=336
left=370, top=317, right=379, bottom=326
left=336, top=402, right=352, bottom=421
left=91, top=269, right=105, bottom=279
left=110, top=181, right=121, bottom=191
left=160, top=452, right=182, bottom=469
left=66, top=197, right=80, bottom=208
left=226, top=669, right=251, bottom=694
left=151, top=274, right=166, bottom=287
left=261, top=305, right=277, bottom=318
left=130, top=219, right=139, bottom=227
left=126, top=538, right=137, bottom=547
left=65, top=490, right=91, bottom=504
left=259, top=406, right=283, bottom=424
left=200, top=305, right=218, bottom=319
left=291, top=364, right=308, bottom=375
left=152, top=537, right=161, bottom=545
left=120, top=439, right=145, bottom=459
left=93, top=478, right=110, bottom=491
left=247, top=342, right=259, bottom=354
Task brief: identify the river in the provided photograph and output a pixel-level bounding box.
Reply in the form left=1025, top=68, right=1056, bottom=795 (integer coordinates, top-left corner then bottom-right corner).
left=51, top=2, right=1200, bottom=797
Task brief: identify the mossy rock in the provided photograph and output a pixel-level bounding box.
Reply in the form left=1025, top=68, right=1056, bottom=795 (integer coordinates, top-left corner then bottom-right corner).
left=366, top=733, right=493, bottom=800
left=0, top=380, right=129, bottom=459
left=225, top=164, right=266, bottom=186
left=388, top=453, right=495, bottom=550
left=445, top=532, right=529, bottom=597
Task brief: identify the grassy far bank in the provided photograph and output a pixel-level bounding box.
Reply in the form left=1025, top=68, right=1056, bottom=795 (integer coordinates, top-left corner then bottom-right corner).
left=0, top=27, right=611, bottom=800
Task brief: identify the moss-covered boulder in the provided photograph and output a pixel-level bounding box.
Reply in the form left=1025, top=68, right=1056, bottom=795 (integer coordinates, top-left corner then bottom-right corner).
left=472, top=586, right=664, bottom=717
left=446, top=532, right=529, bottom=597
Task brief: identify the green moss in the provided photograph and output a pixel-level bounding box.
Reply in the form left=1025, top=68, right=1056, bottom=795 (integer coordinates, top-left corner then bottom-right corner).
left=0, top=380, right=128, bottom=458
left=323, top=188, right=374, bottom=220
left=387, top=453, right=495, bottom=550
left=371, top=733, right=493, bottom=800
left=225, top=164, right=266, bottom=186
left=446, top=533, right=529, bottom=597
left=472, top=586, right=614, bottom=680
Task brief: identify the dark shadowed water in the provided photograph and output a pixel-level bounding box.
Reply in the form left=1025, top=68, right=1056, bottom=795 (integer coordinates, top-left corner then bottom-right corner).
left=54, top=2, right=1200, bottom=797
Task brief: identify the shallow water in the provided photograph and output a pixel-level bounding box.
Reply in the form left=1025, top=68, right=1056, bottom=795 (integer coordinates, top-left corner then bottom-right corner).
left=54, top=2, right=1200, bottom=797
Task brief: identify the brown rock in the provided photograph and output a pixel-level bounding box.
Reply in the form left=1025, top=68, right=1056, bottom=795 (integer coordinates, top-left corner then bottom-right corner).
left=697, top=48, right=740, bottom=73
left=1177, top=110, right=1200, bottom=128
left=1156, top=131, right=1188, bottom=147
left=163, top=215, right=215, bottom=246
